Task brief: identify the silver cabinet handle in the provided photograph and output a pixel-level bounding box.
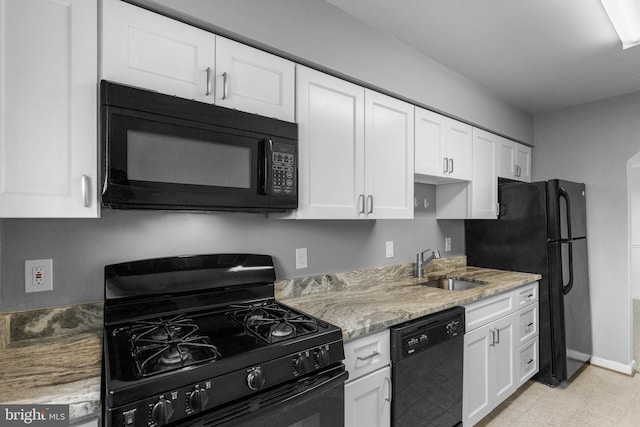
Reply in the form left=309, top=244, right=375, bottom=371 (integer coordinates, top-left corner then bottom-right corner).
left=81, top=175, right=90, bottom=207
left=449, top=158, right=454, bottom=174
left=490, top=329, right=496, bottom=346
left=495, top=328, right=500, bottom=344
left=443, top=157, right=449, bottom=174
left=366, top=195, right=373, bottom=214
left=358, top=194, right=365, bottom=214
left=357, top=351, right=380, bottom=361
left=222, top=71, right=228, bottom=99
left=384, top=377, right=392, bottom=403
left=205, top=67, right=212, bottom=96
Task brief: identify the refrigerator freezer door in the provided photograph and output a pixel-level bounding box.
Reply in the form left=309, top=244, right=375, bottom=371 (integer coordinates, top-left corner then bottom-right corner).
left=547, top=180, right=588, bottom=241
left=549, top=238, right=592, bottom=381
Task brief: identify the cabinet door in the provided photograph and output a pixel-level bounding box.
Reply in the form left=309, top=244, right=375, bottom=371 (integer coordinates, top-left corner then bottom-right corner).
left=492, top=314, right=517, bottom=403
left=345, top=367, right=392, bottom=427
left=101, top=0, right=215, bottom=103
left=215, top=37, right=295, bottom=121
left=463, top=324, right=492, bottom=426
left=516, top=143, right=532, bottom=182
left=445, top=119, right=473, bottom=181
left=0, top=0, right=98, bottom=218
left=415, top=107, right=447, bottom=179
left=364, top=90, right=414, bottom=219
left=471, top=128, right=498, bottom=219
left=497, top=137, right=517, bottom=179
left=292, top=66, right=365, bottom=219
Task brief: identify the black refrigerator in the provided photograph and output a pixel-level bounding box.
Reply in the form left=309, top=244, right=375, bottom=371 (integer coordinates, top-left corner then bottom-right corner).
left=465, top=179, right=592, bottom=387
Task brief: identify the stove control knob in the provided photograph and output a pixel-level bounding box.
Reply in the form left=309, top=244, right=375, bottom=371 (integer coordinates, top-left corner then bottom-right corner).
left=188, top=385, right=208, bottom=412
left=151, top=397, right=174, bottom=426
left=247, top=367, right=266, bottom=391
left=293, top=353, right=313, bottom=375
left=315, top=347, right=330, bottom=367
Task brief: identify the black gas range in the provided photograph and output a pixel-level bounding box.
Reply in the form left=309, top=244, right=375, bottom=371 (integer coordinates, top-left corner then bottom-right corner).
left=102, top=254, right=347, bottom=427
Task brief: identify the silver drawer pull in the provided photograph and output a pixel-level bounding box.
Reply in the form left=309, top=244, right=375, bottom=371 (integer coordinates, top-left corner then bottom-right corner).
left=357, top=351, right=380, bottom=361
left=527, top=322, right=534, bottom=328
left=527, top=359, right=534, bottom=366
left=526, top=293, right=534, bottom=300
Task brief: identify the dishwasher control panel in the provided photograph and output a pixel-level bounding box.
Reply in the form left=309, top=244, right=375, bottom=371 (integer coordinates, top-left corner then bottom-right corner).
left=391, top=306, right=465, bottom=360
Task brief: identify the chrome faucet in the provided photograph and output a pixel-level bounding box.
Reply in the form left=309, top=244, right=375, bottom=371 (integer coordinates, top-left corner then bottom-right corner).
left=416, top=249, right=441, bottom=278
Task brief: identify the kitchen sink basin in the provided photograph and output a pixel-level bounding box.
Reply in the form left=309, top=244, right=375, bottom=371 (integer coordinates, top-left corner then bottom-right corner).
left=420, top=277, right=487, bottom=291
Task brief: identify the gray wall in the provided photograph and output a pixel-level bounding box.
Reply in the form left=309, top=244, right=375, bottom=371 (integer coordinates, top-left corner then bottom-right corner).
left=534, top=91, right=640, bottom=371
left=0, top=184, right=464, bottom=312
left=137, top=0, right=534, bottom=145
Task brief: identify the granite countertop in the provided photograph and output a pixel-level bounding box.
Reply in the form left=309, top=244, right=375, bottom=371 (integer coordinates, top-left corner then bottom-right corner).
left=0, top=304, right=102, bottom=421
left=277, top=258, right=542, bottom=342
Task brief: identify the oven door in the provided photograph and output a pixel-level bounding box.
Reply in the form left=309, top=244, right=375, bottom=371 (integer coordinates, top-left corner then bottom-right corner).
left=185, top=365, right=347, bottom=427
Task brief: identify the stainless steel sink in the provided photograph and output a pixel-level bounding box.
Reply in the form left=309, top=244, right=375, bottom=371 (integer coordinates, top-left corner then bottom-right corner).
left=420, top=277, right=487, bottom=291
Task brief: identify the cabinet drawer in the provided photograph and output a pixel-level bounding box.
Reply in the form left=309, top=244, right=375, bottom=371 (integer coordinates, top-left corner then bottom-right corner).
left=464, top=291, right=515, bottom=332
left=344, top=329, right=390, bottom=380
left=516, top=282, right=538, bottom=309
left=516, top=304, right=538, bottom=346
left=516, top=337, right=539, bottom=386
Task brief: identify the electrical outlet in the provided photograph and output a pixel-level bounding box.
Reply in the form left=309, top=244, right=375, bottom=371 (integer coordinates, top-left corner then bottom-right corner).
left=385, top=241, right=394, bottom=258
left=25, top=259, right=53, bottom=293
left=296, top=248, right=308, bottom=269
left=445, top=237, right=452, bottom=252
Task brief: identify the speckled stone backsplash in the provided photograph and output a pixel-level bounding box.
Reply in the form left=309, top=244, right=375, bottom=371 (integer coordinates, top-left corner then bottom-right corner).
left=275, top=256, right=466, bottom=300
left=0, top=302, right=102, bottom=350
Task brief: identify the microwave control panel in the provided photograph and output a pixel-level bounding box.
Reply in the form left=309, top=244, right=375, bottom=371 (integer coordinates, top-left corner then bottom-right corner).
left=269, top=141, right=296, bottom=196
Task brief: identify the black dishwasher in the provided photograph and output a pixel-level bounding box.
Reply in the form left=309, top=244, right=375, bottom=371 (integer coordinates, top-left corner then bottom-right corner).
left=390, top=306, right=465, bottom=427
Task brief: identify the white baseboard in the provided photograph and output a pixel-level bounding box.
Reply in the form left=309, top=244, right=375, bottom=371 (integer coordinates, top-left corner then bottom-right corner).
left=590, top=356, right=637, bottom=376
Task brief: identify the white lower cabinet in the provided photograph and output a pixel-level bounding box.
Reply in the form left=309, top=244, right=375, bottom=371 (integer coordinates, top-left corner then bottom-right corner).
left=345, top=366, right=392, bottom=427
left=463, top=283, right=539, bottom=426
left=344, top=329, right=391, bottom=427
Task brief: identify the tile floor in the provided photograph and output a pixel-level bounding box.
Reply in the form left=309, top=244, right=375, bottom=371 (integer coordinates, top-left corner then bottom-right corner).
left=476, top=364, right=640, bottom=426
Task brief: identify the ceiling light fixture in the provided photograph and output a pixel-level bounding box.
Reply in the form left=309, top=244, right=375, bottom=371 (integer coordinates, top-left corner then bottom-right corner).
left=600, top=0, right=640, bottom=49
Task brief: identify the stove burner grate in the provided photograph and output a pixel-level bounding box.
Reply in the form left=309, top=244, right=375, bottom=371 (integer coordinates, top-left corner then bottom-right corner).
left=227, top=302, right=318, bottom=344
left=115, top=314, right=221, bottom=377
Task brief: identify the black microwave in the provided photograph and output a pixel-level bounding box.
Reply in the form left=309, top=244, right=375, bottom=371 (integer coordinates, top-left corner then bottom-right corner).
left=100, top=81, right=298, bottom=212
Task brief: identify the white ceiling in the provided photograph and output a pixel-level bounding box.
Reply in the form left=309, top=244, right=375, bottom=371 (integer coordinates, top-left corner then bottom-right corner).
left=326, top=0, right=640, bottom=114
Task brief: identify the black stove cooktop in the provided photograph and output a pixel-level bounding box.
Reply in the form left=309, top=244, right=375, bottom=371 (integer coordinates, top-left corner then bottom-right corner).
left=102, top=254, right=345, bottom=427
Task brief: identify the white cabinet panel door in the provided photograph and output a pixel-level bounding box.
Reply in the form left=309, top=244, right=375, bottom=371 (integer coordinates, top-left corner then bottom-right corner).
left=345, top=367, right=391, bottom=427
left=292, top=66, right=365, bottom=219
left=446, top=119, right=473, bottom=181
left=216, top=37, right=294, bottom=121
left=471, top=128, right=498, bottom=219
left=0, top=0, right=98, bottom=217
left=101, top=0, right=215, bottom=103
left=415, top=108, right=447, bottom=178
left=364, top=90, right=414, bottom=219
left=516, top=143, right=532, bottom=182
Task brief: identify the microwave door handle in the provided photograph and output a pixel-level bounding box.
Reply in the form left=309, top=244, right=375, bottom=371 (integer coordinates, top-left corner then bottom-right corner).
left=259, top=139, right=271, bottom=195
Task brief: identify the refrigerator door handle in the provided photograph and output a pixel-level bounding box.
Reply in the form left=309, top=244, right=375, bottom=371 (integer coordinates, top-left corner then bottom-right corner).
left=563, top=241, right=575, bottom=295
left=558, top=186, right=572, bottom=240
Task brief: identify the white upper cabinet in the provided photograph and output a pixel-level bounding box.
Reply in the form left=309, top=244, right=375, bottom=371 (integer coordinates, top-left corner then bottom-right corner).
left=215, top=37, right=295, bottom=122
left=283, top=66, right=365, bottom=219
left=278, top=67, right=412, bottom=219
left=415, top=108, right=472, bottom=183
left=497, top=137, right=532, bottom=182
left=101, top=0, right=215, bottom=103
left=0, top=0, right=98, bottom=218
left=470, top=128, right=498, bottom=219
left=101, top=0, right=294, bottom=121
left=364, top=90, right=414, bottom=219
